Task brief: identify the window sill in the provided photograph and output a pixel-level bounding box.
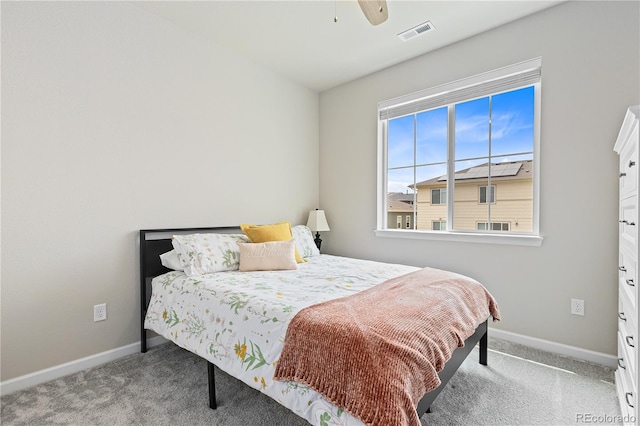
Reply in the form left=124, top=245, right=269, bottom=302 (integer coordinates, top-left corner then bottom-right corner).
left=374, top=229, right=543, bottom=247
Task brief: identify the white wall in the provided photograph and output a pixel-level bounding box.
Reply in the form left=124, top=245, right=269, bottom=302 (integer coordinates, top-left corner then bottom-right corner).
left=319, top=1, right=639, bottom=355
left=1, top=2, right=319, bottom=381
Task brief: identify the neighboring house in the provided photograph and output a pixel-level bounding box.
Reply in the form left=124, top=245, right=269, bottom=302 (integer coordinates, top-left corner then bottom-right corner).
left=387, top=196, right=415, bottom=229
left=414, top=160, right=533, bottom=232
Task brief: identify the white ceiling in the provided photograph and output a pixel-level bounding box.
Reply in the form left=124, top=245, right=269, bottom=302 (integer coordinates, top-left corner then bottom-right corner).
left=134, top=1, right=564, bottom=92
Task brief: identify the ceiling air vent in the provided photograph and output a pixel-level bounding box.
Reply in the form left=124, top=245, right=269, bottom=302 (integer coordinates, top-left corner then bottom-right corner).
left=398, top=20, right=435, bottom=42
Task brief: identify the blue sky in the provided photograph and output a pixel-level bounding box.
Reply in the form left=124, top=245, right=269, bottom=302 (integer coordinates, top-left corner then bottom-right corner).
left=387, top=86, right=534, bottom=194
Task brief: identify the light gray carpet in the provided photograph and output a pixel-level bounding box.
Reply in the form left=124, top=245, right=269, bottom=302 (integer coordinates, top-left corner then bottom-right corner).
left=1, top=338, right=621, bottom=426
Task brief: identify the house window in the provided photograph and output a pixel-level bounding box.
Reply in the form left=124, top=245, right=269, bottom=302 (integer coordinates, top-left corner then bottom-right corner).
left=405, top=215, right=411, bottom=229
left=396, top=215, right=402, bottom=229
left=377, top=58, right=542, bottom=246
left=479, top=185, right=496, bottom=204
left=432, top=221, right=447, bottom=231
left=431, top=188, right=447, bottom=205
left=477, top=222, right=510, bottom=231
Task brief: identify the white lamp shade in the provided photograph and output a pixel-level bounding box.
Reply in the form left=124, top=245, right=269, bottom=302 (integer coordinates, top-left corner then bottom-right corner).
left=306, top=210, right=330, bottom=232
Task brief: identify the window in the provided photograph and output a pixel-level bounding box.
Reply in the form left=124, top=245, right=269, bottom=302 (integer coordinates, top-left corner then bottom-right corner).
left=405, top=215, right=411, bottom=229
left=431, top=188, right=446, bottom=205
left=479, top=185, right=496, bottom=204
left=477, top=222, right=510, bottom=231
left=396, top=215, right=402, bottom=229
left=376, top=58, right=542, bottom=246
left=432, top=221, right=447, bottom=231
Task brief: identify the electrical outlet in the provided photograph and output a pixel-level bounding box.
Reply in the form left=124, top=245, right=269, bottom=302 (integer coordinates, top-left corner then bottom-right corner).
left=94, top=303, right=107, bottom=322
left=571, top=299, right=584, bottom=316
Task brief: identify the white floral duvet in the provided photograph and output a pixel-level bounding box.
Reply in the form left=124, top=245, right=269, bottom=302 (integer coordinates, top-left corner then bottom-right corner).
left=144, top=254, right=419, bottom=426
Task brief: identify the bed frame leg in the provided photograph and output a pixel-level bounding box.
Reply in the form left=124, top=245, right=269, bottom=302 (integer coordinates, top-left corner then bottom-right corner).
left=479, top=325, right=488, bottom=366
left=141, top=329, right=147, bottom=353
left=207, top=361, right=217, bottom=409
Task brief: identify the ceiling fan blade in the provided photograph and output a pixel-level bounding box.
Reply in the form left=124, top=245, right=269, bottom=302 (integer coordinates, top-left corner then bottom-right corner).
left=357, top=0, right=388, bottom=26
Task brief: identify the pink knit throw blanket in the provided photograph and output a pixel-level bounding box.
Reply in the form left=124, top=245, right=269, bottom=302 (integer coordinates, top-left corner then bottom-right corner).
left=273, top=267, right=500, bottom=426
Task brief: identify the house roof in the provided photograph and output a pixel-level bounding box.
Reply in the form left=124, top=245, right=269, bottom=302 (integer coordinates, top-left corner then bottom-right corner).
left=414, top=160, right=533, bottom=188
left=387, top=200, right=414, bottom=213
left=388, top=192, right=415, bottom=203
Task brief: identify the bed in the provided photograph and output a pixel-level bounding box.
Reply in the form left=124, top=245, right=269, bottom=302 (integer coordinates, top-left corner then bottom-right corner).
left=139, top=225, right=499, bottom=426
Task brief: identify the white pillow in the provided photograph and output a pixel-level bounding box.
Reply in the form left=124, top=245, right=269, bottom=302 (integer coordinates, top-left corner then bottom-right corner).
left=171, top=233, right=249, bottom=276
left=159, top=249, right=183, bottom=271
left=291, top=225, right=321, bottom=257
left=238, top=240, right=297, bottom=272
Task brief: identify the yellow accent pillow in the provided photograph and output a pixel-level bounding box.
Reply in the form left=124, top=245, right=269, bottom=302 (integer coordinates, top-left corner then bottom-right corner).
left=240, top=222, right=306, bottom=263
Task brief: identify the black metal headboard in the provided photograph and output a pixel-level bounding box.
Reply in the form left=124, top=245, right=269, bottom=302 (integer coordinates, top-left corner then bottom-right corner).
left=139, top=226, right=241, bottom=352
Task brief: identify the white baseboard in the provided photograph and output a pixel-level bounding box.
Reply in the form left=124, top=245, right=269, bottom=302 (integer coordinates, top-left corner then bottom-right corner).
left=490, top=327, right=617, bottom=368
left=1, top=329, right=617, bottom=397
left=0, top=335, right=167, bottom=397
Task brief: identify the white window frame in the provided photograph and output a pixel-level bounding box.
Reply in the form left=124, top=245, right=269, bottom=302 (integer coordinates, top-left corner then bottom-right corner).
left=432, top=220, right=447, bottom=231
left=477, top=222, right=510, bottom=231
left=431, top=188, right=447, bottom=205
left=479, top=185, right=496, bottom=205
left=375, top=58, right=543, bottom=246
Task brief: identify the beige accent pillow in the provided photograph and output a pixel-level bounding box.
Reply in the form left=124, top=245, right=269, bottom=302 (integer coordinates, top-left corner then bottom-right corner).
left=240, top=222, right=306, bottom=263
left=238, top=240, right=298, bottom=272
